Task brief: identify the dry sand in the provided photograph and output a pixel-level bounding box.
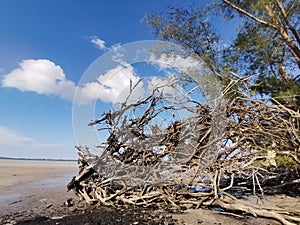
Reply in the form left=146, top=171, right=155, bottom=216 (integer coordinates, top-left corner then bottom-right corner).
left=0, top=159, right=299, bottom=225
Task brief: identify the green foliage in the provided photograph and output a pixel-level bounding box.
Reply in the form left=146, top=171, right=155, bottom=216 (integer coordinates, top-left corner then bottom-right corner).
left=145, top=0, right=300, bottom=107
left=224, top=0, right=300, bottom=105
left=254, top=77, right=300, bottom=105
left=254, top=151, right=296, bottom=170
left=255, top=156, right=296, bottom=171
left=275, top=155, right=296, bottom=168
left=233, top=26, right=282, bottom=74
left=274, top=81, right=300, bottom=105
left=145, top=6, right=220, bottom=68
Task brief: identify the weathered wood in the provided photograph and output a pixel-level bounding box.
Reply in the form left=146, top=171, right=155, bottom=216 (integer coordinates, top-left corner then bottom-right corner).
left=68, top=78, right=300, bottom=224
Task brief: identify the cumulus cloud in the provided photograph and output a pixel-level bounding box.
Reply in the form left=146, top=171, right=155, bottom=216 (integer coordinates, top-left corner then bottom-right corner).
left=75, top=64, right=145, bottom=105
left=1, top=58, right=146, bottom=105
left=97, top=65, right=143, bottom=103
left=0, top=126, right=34, bottom=145
left=1, top=59, right=76, bottom=101
left=90, top=36, right=106, bottom=50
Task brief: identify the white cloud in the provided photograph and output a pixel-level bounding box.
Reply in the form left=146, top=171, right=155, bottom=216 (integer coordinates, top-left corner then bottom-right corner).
left=97, top=65, right=142, bottom=103
left=149, top=53, right=200, bottom=72
left=90, top=36, right=106, bottom=50
left=0, top=126, right=34, bottom=145
left=1, top=58, right=145, bottom=106
left=75, top=64, right=145, bottom=105
left=1, top=59, right=76, bottom=101
left=148, top=76, right=178, bottom=94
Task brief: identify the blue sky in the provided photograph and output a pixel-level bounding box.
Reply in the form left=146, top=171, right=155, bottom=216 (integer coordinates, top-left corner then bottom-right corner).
left=0, top=0, right=235, bottom=159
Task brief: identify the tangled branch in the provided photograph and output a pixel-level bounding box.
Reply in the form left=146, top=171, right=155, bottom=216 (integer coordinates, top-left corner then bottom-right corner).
left=68, top=78, right=300, bottom=225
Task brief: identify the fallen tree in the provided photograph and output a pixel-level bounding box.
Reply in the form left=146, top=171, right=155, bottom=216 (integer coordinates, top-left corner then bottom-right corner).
left=68, top=77, right=300, bottom=225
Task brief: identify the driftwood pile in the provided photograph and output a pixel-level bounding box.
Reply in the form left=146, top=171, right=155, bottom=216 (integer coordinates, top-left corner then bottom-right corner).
left=68, top=78, right=300, bottom=225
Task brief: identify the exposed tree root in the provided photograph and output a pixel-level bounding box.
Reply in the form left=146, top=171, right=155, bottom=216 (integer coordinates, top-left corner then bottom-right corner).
left=68, top=78, right=300, bottom=224
left=211, top=198, right=300, bottom=225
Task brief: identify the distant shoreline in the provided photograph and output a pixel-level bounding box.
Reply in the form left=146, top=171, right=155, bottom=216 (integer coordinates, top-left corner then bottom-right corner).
left=0, top=156, right=77, bottom=162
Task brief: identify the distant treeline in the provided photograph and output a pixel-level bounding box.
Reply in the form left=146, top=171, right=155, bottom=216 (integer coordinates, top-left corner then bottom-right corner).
left=0, top=156, right=76, bottom=162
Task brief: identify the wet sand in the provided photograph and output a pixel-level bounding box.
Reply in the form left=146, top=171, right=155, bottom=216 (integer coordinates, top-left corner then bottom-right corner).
left=0, top=159, right=77, bottom=194
left=0, top=159, right=78, bottom=223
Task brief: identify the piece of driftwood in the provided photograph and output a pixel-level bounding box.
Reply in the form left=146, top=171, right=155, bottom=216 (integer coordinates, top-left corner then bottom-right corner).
left=68, top=77, right=300, bottom=225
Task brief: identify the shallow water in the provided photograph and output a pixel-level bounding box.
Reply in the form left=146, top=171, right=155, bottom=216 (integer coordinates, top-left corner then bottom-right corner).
left=29, top=172, right=75, bottom=190
left=0, top=192, right=21, bottom=202
left=0, top=172, right=73, bottom=208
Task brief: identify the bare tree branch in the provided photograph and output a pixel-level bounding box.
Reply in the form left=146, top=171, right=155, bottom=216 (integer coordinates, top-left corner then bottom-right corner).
left=223, top=0, right=276, bottom=28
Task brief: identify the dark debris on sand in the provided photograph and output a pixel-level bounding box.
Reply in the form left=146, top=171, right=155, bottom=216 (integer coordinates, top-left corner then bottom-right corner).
left=14, top=206, right=177, bottom=225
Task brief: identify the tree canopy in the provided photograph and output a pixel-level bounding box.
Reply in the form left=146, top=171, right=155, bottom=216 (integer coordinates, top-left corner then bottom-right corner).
left=145, top=0, right=300, bottom=107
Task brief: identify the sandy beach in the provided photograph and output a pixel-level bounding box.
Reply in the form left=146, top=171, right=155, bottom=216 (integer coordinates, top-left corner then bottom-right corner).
left=0, top=159, right=77, bottom=194
left=0, top=159, right=299, bottom=225
left=0, top=159, right=78, bottom=223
